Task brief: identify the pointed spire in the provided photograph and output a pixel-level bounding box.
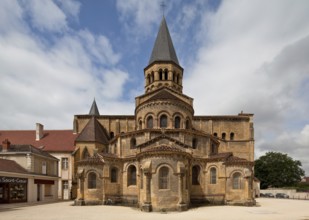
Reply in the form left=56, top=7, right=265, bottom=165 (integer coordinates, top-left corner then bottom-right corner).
left=89, top=99, right=100, bottom=116
left=148, top=16, right=179, bottom=65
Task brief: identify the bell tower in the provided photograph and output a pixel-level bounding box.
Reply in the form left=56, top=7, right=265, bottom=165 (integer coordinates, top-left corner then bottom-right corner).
left=144, top=17, right=184, bottom=94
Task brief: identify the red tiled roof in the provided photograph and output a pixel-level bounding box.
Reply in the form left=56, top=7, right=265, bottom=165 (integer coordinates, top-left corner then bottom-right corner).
left=144, top=145, right=184, bottom=153
left=0, top=130, right=76, bottom=152
left=0, top=158, right=29, bottom=174
left=224, top=155, right=253, bottom=166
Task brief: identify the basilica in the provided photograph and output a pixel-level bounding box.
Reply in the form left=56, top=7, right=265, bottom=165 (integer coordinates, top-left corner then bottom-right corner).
left=73, top=17, right=255, bottom=211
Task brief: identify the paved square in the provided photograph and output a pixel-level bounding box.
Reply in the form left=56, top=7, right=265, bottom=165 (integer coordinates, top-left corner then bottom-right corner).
left=1, top=198, right=309, bottom=220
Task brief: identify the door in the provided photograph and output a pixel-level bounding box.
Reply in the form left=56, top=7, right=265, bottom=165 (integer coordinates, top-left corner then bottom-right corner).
left=37, top=184, right=41, bottom=201
left=62, top=181, right=69, bottom=200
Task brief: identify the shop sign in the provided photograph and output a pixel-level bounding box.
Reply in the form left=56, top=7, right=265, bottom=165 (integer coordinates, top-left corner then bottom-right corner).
left=0, top=176, right=28, bottom=184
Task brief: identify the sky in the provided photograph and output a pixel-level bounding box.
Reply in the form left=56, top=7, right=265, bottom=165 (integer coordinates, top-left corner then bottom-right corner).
left=0, top=0, right=309, bottom=175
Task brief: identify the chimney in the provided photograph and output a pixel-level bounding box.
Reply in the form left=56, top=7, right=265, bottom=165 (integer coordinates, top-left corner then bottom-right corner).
left=2, top=139, right=10, bottom=152
left=36, top=123, right=44, bottom=141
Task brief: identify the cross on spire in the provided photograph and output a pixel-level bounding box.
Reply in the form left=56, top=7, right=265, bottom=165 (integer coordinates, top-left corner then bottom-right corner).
left=160, top=1, right=166, bottom=16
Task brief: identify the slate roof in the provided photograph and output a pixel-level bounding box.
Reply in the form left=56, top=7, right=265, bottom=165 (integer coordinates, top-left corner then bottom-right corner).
left=0, top=130, right=76, bottom=152
left=0, top=144, right=58, bottom=160
left=77, top=154, right=104, bottom=165
left=0, top=158, right=29, bottom=174
left=89, top=99, right=100, bottom=116
left=75, top=117, right=109, bottom=144
left=148, top=89, right=182, bottom=102
left=148, top=16, right=179, bottom=65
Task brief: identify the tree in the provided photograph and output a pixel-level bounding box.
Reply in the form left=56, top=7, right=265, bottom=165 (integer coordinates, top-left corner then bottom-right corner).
left=255, top=151, right=305, bottom=189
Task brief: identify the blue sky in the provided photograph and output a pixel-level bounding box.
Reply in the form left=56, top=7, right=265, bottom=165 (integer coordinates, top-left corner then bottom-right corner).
left=0, top=0, right=309, bottom=175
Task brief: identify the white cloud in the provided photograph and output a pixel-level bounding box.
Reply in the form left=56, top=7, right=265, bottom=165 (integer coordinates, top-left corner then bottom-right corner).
left=22, top=0, right=68, bottom=32
left=115, top=0, right=162, bottom=36
left=0, top=0, right=24, bottom=33
left=99, top=69, right=129, bottom=100
left=78, top=30, right=121, bottom=66
left=55, top=0, right=81, bottom=21
left=185, top=0, right=309, bottom=174
left=298, top=125, right=309, bottom=146
left=0, top=0, right=130, bottom=129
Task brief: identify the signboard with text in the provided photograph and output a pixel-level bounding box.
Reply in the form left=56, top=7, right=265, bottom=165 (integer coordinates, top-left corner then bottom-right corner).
left=0, top=176, right=28, bottom=184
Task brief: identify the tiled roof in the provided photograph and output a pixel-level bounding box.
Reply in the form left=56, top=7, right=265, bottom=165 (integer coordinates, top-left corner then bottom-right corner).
left=148, top=17, right=179, bottom=65
left=89, top=99, right=100, bottom=116
left=75, top=117, right=109, bottom=144
left=224, top=155, right=253, bottom=165
left=137, top=134, right=191, bottom=149
left=0, top=158, right=29, bottom=174
left=209, top=152, right=233, bottom=160
left=98, top=152, right=119, bottom=159
left=143, top=145, right=184, bottom=153
left=0, top=130, right=76, bottom=152
left=78, top=154, right=104, bottom=165
left=0, top=144, right=58, bottom=160
left=148, top=89, right=183, bottom=102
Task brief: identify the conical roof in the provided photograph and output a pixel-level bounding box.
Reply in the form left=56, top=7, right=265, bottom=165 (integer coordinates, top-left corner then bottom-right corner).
left=89, top=99, right=100, bottom=116
left=75, top=117, right=109, bottom=144
left=148, top=16, right=179, bottom=65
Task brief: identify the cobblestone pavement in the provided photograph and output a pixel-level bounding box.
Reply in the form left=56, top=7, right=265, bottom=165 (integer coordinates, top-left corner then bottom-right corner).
left=1, top=198, right=309, bottom=220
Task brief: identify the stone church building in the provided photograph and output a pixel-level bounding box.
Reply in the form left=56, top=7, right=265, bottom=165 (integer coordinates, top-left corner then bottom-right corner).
left=73, top=17, right=255, bottom=211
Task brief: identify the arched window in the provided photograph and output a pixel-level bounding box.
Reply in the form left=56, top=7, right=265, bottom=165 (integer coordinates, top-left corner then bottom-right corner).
left=192, top=165, right=200, bottom=185
left=159, top=69, right=163, bottom=80
left=139, top=120, right=142, bottom=129
left=128, top=165, right=137, bottom=186
left=192, top=138, right=197, bottom=149
left=185, top=119, right=190, bottom=129
left=172, top=71, right=175, bottom=82
left=232, top=172, right=242, bottom=189
left=222, top=133, right=226, bottom=140
left=210, top=167, right=217, bottom=184
left=159, top=166, right=169, bottom=189
left=82, top=148, right=90, bottom=159
left=110, top=132, right=114, bottom=139
left=214, top=132, right=217, bottom=137
left=151, top=71, right=154, bottom=83
left=164, top=69, right=168, bottom=80
left=160, top=115, right=167, bottom=128
left=88, top=172, right=96, bottom=189
left=211, top=144, right=216, bottom=154
left=147, top=74, right=150, bottom=85
left=147, top=116, right=153, bottom=129
left=130, top=137, right=136, bottom=149
left=111, top=167, right=118, bottom=183
left=174, top=116, right=181, bottom=128
left=230, top=132, right=235, bottom=140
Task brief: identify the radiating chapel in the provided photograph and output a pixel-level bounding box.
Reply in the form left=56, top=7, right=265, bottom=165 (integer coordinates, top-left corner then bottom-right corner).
left=73, top=17, right=255, bottom=211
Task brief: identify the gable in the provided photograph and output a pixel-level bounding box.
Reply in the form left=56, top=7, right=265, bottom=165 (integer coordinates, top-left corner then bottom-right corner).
left=136, top=134, right=190, bottom=150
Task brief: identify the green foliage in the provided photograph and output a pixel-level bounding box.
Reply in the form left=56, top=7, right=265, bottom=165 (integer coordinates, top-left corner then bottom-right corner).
left=296, top=182, right=309, bottom=192
left=255, top=152, right=305, bottom=189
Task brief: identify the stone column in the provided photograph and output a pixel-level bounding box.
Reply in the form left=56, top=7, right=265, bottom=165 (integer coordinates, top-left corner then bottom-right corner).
left=177, top=163, right=187, bottom=211
left=141, top=172, right=152, bottom=212
left=145, top=173, right=151, bottom=204
left=178, top=173, right=184, bottom=204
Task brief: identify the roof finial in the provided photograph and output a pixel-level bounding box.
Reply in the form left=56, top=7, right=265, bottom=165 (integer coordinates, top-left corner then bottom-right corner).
left=160, top=1, right=166, bottom=16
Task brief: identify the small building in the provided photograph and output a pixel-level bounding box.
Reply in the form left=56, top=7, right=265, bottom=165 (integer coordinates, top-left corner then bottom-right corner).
left=0, top=124, right=76, bottom=200
left=0, top=139, right=59, bottom=203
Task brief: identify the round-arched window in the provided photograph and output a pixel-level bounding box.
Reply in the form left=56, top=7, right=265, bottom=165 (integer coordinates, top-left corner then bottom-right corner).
left=160, top=115, right=167, bottom=128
